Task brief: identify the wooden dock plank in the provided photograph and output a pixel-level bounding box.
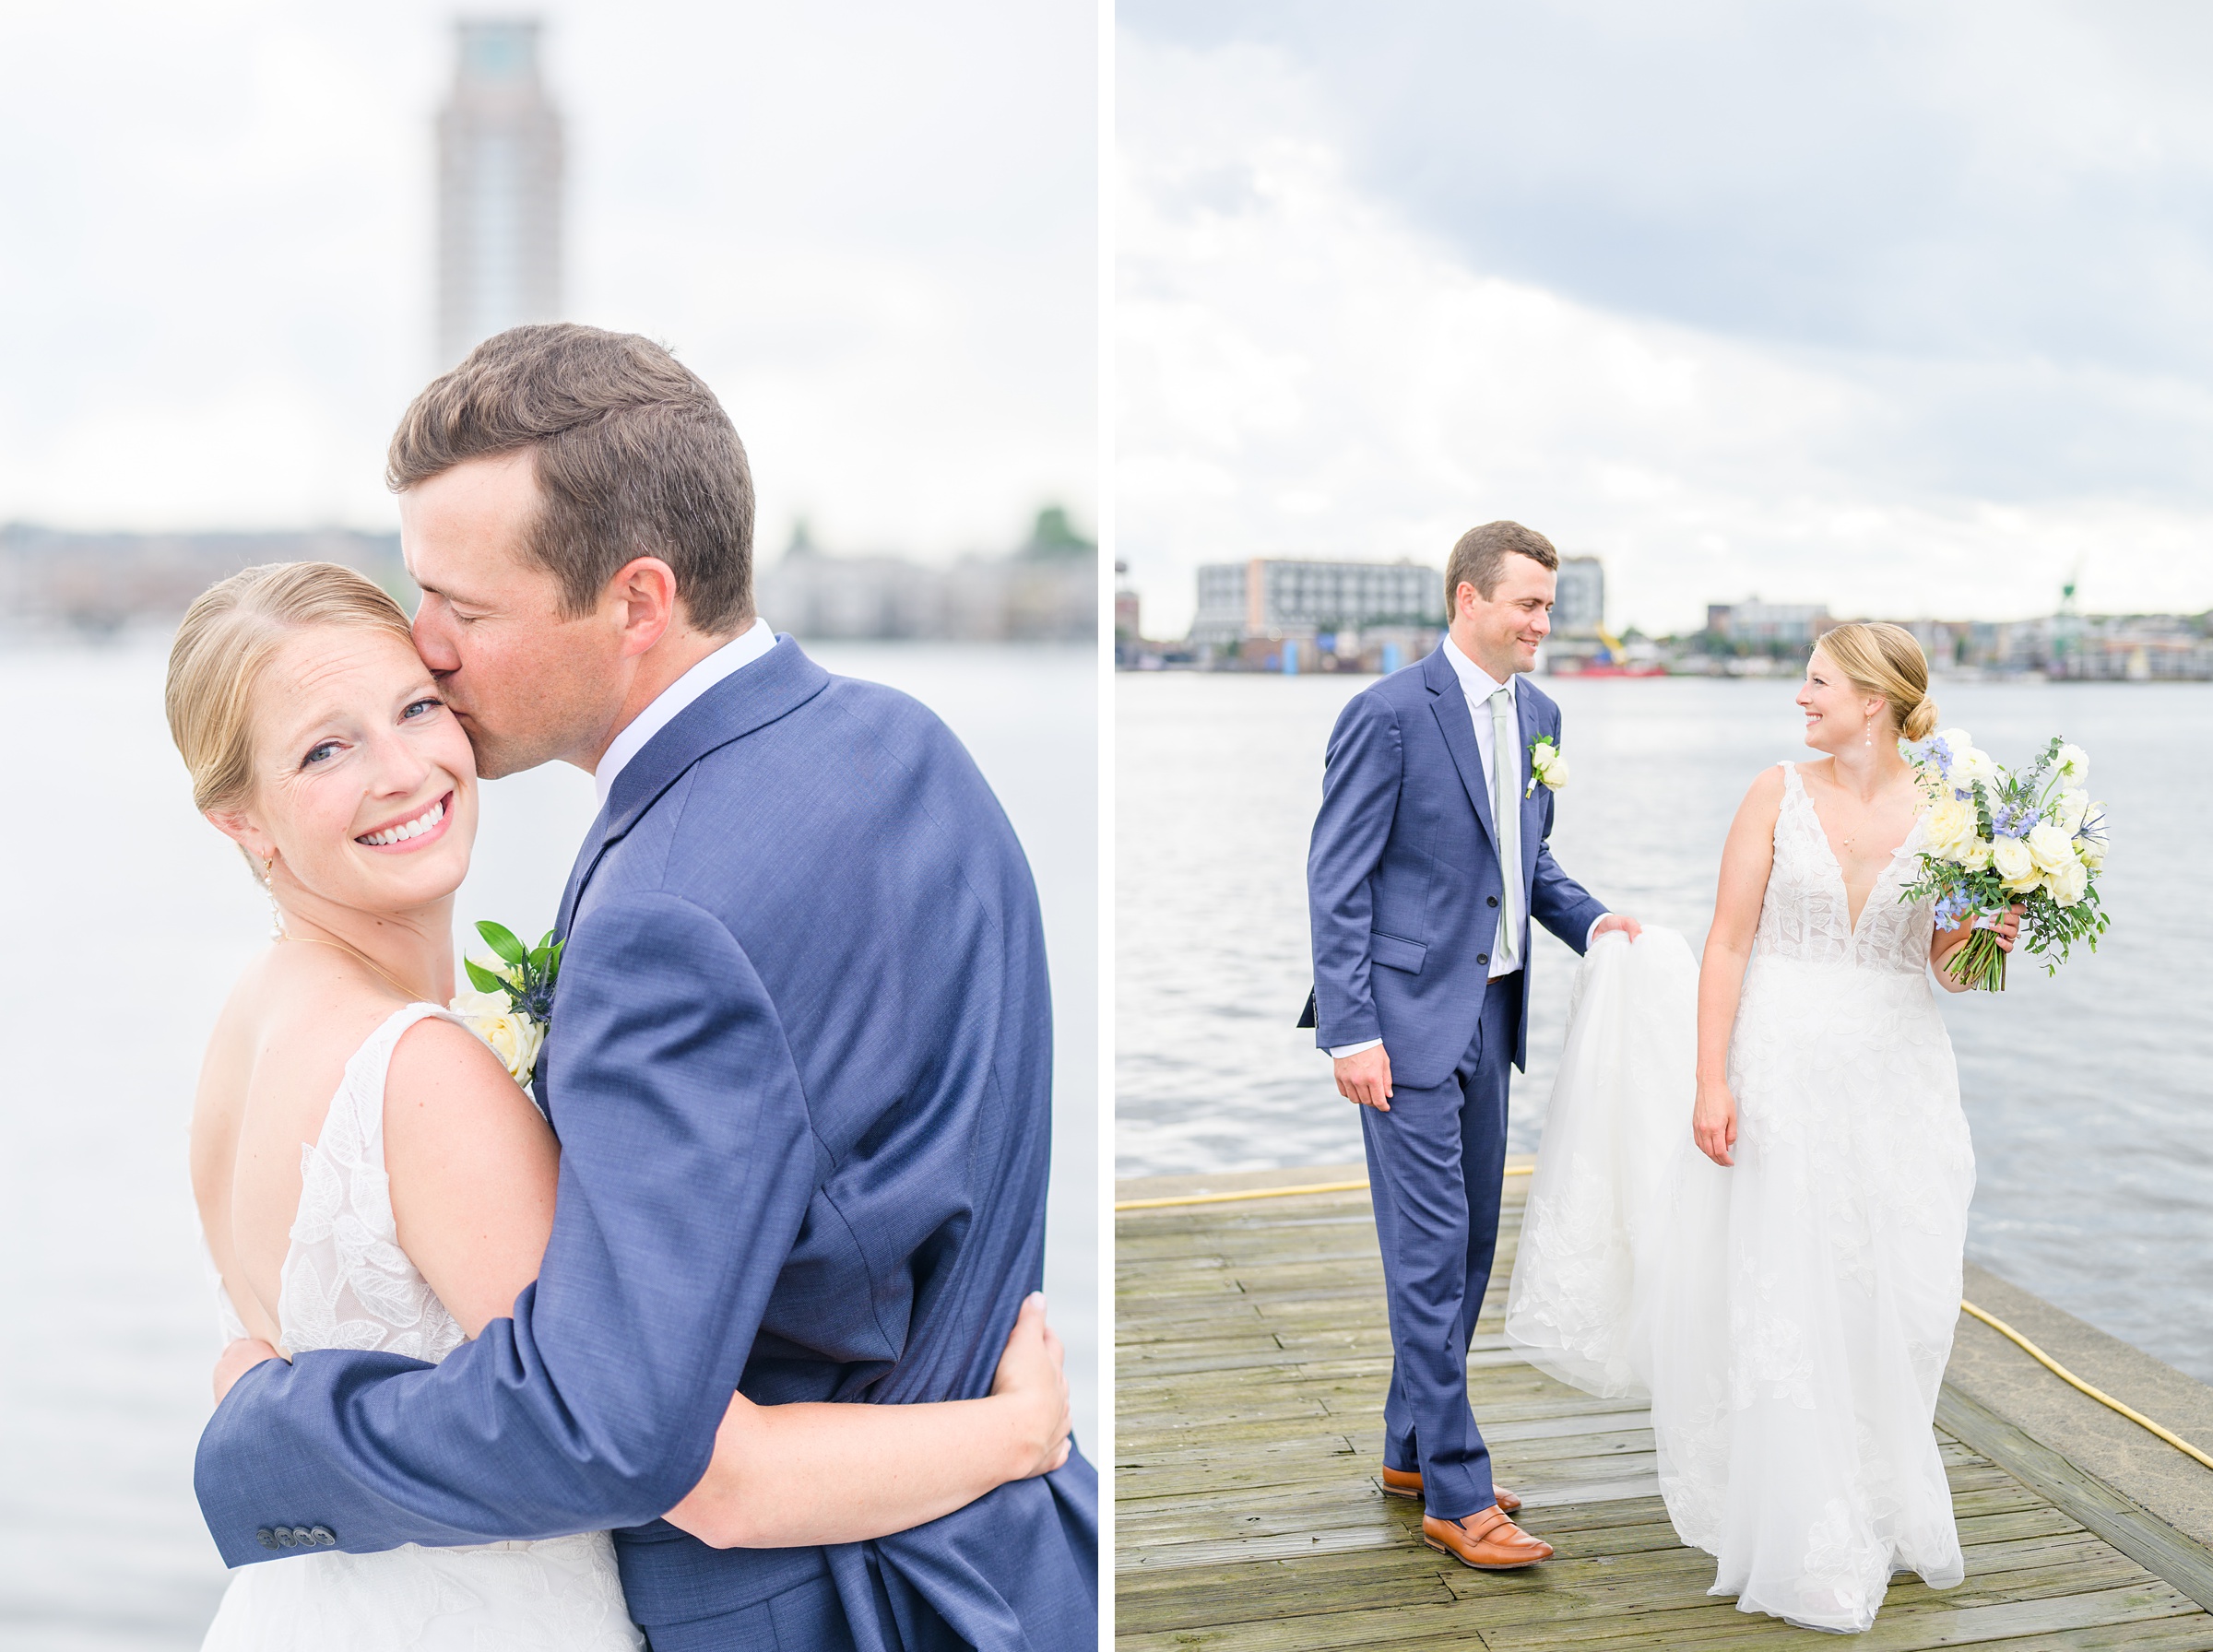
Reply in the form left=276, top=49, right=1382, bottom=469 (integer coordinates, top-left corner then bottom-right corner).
left=1118, top=1178, right=2213, bottom=1649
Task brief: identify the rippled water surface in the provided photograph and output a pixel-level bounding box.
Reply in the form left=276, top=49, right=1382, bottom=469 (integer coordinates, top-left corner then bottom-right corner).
left=0, top=636, right=1095, bottom=1651
left=1118, top=669, right=2213, bottom=1383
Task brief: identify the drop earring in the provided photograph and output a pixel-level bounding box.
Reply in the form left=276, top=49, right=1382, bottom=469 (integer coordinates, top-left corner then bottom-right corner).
left=262, top=856, right=286, bottom=940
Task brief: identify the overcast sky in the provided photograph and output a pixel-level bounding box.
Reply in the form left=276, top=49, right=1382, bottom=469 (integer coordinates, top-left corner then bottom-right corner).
left=1118, top=0, right=2213, bottom=636
left=0, top=0, right=1093, bottom=562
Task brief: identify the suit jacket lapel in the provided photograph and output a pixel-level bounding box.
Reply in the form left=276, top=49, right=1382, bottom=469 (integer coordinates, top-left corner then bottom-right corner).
left=1513, top=682, right=1545, bottom=882
left=1423, top=645, right=1497, bottom=849
left=553, top=635, right=833, bottom=942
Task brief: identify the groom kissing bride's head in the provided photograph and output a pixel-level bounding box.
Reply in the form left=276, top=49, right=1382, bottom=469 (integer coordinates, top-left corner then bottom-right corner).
left=168, top=324, right=1096, bottom=1652
left=388, top=323, right=759, bottom=780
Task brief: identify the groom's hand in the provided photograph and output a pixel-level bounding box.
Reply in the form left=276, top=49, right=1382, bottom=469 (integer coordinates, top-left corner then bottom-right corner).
left=1334, top=1045, right=1393, bottom=1111
left=1592, top=913, right=1643, bottom=942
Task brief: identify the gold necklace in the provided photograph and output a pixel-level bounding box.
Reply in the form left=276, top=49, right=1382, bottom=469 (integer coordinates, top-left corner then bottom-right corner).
left=280, top=933, right=434, bottom=1004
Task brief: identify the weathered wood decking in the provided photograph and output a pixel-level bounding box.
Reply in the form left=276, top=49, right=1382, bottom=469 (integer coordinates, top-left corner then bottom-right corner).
left=1117, top=1162, right=2213, bottom=1650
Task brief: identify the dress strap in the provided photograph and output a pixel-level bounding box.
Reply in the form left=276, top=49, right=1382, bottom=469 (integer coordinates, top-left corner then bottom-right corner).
left=332, top=1001, right=470, bottom=1158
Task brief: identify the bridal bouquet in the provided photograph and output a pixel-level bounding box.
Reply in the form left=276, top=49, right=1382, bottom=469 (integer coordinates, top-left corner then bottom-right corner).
left=450, top=920, right=563, bottom=1083
left=1899, top=730, right=2109, bottom=991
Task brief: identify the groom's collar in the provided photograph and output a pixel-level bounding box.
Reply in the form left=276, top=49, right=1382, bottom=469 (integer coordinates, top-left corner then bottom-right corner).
left=1441, top=634, right=1515, bottom=702
left=1421, top=639, right=1519, bottom=702
left=556, top=635, right=830, bottom=943
left=593, top=617, right=777, bottom=807
left=599, top=633, right=831, bottom=838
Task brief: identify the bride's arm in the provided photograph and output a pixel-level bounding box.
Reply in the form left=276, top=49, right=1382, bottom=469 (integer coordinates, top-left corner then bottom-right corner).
left=663, top=1293, right=1072, bottom=1549
left=1694, top=768, right=1784, bottom=1167
left=373, top=1020, right=1073, bottom=1547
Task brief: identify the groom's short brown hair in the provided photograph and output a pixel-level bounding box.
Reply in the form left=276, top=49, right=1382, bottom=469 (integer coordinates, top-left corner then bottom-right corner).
left=1446, top=520, right=1559, bottom=608
left=387, top=324, right=756, bottom=633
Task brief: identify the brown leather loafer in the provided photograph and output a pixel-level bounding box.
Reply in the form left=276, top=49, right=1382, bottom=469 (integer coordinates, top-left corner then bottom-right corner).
left=1380, top=1465, right=1520, bottom=1514
left=1421, top=1504, right=1553, bottom=1570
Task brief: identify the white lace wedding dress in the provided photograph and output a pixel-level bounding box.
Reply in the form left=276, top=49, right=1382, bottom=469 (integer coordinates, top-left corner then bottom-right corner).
left=1507, top=763, right=1975, bottom=1634
left=200, top=1002, right=645, bottom=1652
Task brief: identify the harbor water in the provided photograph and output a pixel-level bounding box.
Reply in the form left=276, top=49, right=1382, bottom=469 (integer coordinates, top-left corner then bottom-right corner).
left=1117, top=668, right=2213, bottom=1386
left=0, top=635, right=1095, bottom=1651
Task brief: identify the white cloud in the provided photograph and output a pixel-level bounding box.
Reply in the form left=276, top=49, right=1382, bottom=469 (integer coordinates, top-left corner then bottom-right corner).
left=1118, top=31, right=2213, bottom=638
left=0, top=0, right=1094, bottom=559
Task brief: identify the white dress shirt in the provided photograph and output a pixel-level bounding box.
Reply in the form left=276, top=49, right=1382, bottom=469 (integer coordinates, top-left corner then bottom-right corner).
left=594, top=617, right=777, bottom=807
left=1328, top=638, right=1603, bottom=1059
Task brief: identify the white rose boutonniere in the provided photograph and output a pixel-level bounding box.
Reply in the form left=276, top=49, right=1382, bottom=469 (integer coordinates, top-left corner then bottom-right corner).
left=449, top=920, right=563, bottom=1086
left=1525, top=737, right=1568, bottom=797
left=451, top=988, right=546, bottom=1084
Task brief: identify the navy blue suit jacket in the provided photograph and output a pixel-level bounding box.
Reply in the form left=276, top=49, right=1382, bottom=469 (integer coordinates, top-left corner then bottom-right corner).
left=195, top=638, right=1097, bottom=1649
left=1307, top=645, right=1606, bottom=1089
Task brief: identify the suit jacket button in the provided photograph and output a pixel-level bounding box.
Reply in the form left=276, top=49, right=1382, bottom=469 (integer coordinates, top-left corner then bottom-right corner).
left=276, top=1527, right=298, bottom=1547
left=1486, top=895, right=1498, bottom=907
left=1477, top=953, right=1489, bottom=965
left=255, top=1528, right=279, bottom=1551
left=311, top=1527, right=336, bottom=1546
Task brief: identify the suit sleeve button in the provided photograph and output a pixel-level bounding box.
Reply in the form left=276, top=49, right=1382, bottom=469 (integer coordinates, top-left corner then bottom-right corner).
left=255, top=1528, right=279, bottom=1551
left=311, top=1527, right=337, bottom=1546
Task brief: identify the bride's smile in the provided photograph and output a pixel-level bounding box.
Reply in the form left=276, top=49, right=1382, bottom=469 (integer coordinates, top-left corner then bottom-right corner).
left=354, top=790, right=454, bottom=852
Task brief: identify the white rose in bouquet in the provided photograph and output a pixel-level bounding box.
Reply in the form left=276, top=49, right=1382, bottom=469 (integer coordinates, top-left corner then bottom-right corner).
left=2052, top=789, right=2090, bottom=832
left=2025, top=821, right=2075, bottom=874
left=1991, top=836, right=2040, bottom=891
left=1935, top=728, right=1994, bottom=787
left=2045, top=857, right=2089, bottom=907
left=1958, top=836, right=1993, bottom=871
left=2056, top=743, right=2089, bottom=785
left=1925, top=797, right=1981, bottom=864
left=1953, top=746, right=1998, bottom=789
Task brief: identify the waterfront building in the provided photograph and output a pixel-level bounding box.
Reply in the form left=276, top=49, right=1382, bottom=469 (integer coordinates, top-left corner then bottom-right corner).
left=1554, top=555, right=1604, bottom=636
left=437, top=19, right=563, bottom=365
left=1189, top=558, right=1442, bottom=649
left=1115, top=561, right=1142, bottom=664
left=751, top=510, right=1095, bottom=643
left=0, top=525, right=404, bottom=631
left=1707, top=597, right=1834, bottom=646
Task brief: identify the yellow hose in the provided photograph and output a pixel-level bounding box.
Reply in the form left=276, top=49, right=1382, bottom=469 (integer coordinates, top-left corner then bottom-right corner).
left=1114, top=1167, right=1530, bottom=1211
left=1958, top=1300, right=2213, bottom=1473
left=1115, top=1169, right=2213, bottom=1475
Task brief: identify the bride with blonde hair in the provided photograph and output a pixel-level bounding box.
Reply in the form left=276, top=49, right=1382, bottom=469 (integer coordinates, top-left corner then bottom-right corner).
left=170, top=561, right=1073, bottom=1648
left=1507, top=621, right=2021, bottom=1634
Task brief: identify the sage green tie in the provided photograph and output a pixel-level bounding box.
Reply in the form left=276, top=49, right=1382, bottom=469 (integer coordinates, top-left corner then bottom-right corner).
left=1489, top=685, right=1520, bottom=968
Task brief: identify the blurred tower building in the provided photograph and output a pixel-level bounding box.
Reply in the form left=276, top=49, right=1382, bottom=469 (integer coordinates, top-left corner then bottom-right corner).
left=1553, top=555, right=1604, bottom=637
left=437, top=19, right=563, bottom=364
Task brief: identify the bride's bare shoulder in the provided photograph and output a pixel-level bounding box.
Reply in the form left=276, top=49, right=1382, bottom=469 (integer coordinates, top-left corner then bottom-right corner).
left=194, top=947, right=409, bottom=1132
left=1738, top=762, right=1790, bottom=813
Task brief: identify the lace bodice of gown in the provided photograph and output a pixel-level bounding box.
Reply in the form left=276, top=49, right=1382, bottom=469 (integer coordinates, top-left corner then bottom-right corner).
left=1756, top=762, right=1933, bottom=974
left=201, top=1003, right=644, bottom=1652
left=275, top=1002, right=472, bottom=1362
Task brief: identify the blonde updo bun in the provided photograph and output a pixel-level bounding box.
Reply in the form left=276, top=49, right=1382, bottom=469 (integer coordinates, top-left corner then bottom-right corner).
left=166, top=561, right=416, bottom=815
left=1813, top=621, right=1938, bottom=743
